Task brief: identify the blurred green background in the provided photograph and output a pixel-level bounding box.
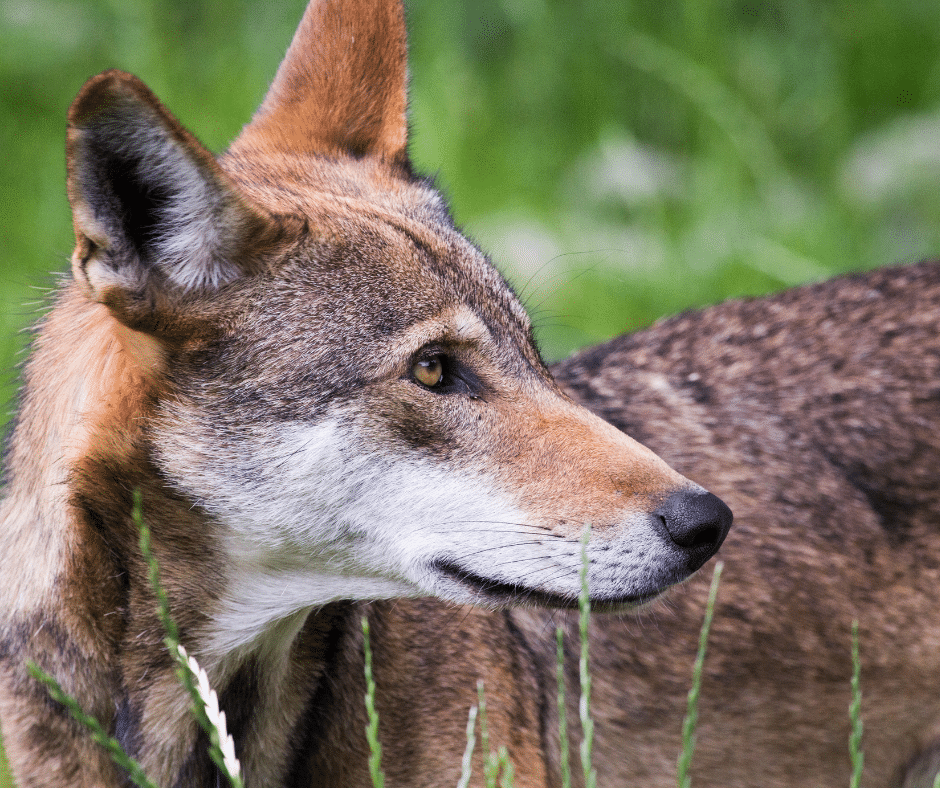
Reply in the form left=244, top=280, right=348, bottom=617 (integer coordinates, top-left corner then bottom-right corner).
left=2, top=0, right=940, bottom=782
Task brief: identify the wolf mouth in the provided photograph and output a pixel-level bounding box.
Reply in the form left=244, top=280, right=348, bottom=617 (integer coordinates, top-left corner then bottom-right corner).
left=428, top=558, right=662, bottom=610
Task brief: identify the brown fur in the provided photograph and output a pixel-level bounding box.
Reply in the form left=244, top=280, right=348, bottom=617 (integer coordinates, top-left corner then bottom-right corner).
left=1, top=1, right=937, bottom=787
left=552, top=261, right=940, bottom=787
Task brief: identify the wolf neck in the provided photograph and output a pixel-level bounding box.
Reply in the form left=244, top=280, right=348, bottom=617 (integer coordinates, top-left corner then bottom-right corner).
left=0, top=284, right=392, bottom=785
left=0, top=285, right=160, bottom=618
left=145, top=603, right=361, bottom=788
left=189, top=606, right=343, bottom=787
left=204, top=564, right=418, bottom=657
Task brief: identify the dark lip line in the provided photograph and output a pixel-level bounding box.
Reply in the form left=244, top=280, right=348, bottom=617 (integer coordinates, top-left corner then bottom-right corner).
left=429, top=559, right=660, bottom=610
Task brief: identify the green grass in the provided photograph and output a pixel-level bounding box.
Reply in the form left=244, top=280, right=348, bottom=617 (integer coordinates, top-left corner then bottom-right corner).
left=136, top=493, right=243, bottom=788
left=677, top=562, right=723, bottom=788
left=0, top=744, right=11, bottom=788
left=26, top=665, right=160, bottom=788
left=555, top=627, right=572, bottom=788
left=22, top=495, right=244, bottom=788
left=849, top=621, right=864, bottom=788
left=4, top=0, right=940, bottom=782
left=361, top=539, right=723, bottom=788
left=362, top=617, right=386, bottom=788
left=577, top=529, right=597, bottom=788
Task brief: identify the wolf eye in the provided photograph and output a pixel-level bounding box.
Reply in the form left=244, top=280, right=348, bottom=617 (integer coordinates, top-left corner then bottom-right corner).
left=413, top=356, right=444, bottom=388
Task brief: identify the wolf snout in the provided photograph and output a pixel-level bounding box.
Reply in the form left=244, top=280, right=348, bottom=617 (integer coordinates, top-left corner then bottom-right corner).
left=654, top=490, right=732, bottom=568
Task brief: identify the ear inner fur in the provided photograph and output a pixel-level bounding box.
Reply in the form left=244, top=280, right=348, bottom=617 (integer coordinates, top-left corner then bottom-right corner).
left=66, top=70, right=286, bottom=320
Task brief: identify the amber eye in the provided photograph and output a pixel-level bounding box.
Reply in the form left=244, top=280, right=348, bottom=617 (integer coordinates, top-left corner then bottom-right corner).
left=413, top=356, right=444, bottom=388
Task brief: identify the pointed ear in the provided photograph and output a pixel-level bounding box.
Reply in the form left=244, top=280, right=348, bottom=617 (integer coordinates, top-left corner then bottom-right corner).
left=67, top=70, right=276, bottom=324
left=230, top=0, right=409, bottom=164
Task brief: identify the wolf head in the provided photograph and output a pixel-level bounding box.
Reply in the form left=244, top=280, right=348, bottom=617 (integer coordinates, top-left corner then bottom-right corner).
left=61, top=0, right=730, bottom=651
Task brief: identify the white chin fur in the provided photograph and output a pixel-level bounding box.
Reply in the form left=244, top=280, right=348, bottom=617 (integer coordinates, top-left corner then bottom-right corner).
left=156, top=416, right=674, bottom=651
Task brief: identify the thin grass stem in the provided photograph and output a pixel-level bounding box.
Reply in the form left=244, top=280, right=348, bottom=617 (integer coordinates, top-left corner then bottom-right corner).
left=578, top=526, right=597, bottom=788
left=849, top=620, right=864, bottom=788
left=27, top=662, right=159, bottom=788
left=676, top=560, right=723, bottom=788
left=497, top=745, right=515, bottom=788
left=136, top=491, right=243, bottom=788
left=456, top=705, right=478, bottom=788
left=361, top=617, right=385, bottom=788
left=556, top=626, right=572, bottom=788
left=477, top=680, right=500, bottom=788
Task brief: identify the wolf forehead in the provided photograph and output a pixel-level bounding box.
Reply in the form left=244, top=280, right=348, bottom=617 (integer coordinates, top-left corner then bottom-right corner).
left=218, top=148, right=534, bottom=331
left=151, top=157, right=546, bottom=408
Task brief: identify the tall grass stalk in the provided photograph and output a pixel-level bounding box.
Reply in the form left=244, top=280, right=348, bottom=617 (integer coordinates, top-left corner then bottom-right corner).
left=17, top=493, right=901, bottom=788
left=476, top=680, right=502, bottom=788
left=25, top=663, right=158, bottom=788
left=496, top=746, right=515, bottom=788
left=0, top=742, right=11, bottom=788
left=173, top=646, right=242, bottom=787
left=26, top=492, right=244, bottom=788
left=849, top=620, right=864, bottom=788
left=18, top=505, right=891, bottom=788
left=361, top=616, right=386, bottom=788
left=456, top=704, right=479, bottom=788
left=578, top=527, right=597, bottom=788
left=556, top=626, right=572, bottom=788
left=676, top=560, right=723, bottom=788
left=136, top=491, right=243, bottom=788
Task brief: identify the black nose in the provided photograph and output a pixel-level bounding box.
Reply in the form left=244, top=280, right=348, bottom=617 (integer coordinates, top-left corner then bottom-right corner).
left=655, top=490, right=733, bottom=567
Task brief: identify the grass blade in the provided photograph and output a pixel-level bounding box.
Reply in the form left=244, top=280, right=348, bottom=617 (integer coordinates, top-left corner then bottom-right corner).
left=456, top=705, right=478, bottom=788
left=849, top=620, right=864, bottom=788
left=497, top=745, right=515, bottom=788
left=361, top=616, right=386, bottom=788
left=27, top=662, right=160, bottom=788
left=136, top=490, right=243, bottom=788
left=556, top=626, right=572, bottom=788
left=477, top=680, right=500, bottom=788
left=578, top=526, right=597, bottom=788
left=677, top=560, right=723, bottom=788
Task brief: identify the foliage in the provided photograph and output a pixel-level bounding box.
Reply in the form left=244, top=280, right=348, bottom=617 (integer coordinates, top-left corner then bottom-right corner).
left=24, top=665, right=159, bottom=788
left=11, top=519, right=877, bottom=788
left=849, top=620, right=864, bottom=788
left=677, top=561, right=724, bottom=788
left=137, top=491, right=244, bottom=788
left=577, top=528, right=597, bottom=788
left=362, top=617, right=386, bottom=788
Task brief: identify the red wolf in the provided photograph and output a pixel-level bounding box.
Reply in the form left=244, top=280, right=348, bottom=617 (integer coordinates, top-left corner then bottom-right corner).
left=0, top=1, right=937, bottom=787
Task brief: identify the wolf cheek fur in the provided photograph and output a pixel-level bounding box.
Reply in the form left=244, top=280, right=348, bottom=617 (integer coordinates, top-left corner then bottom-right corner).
left=0, top=0, right=732, bottom=786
